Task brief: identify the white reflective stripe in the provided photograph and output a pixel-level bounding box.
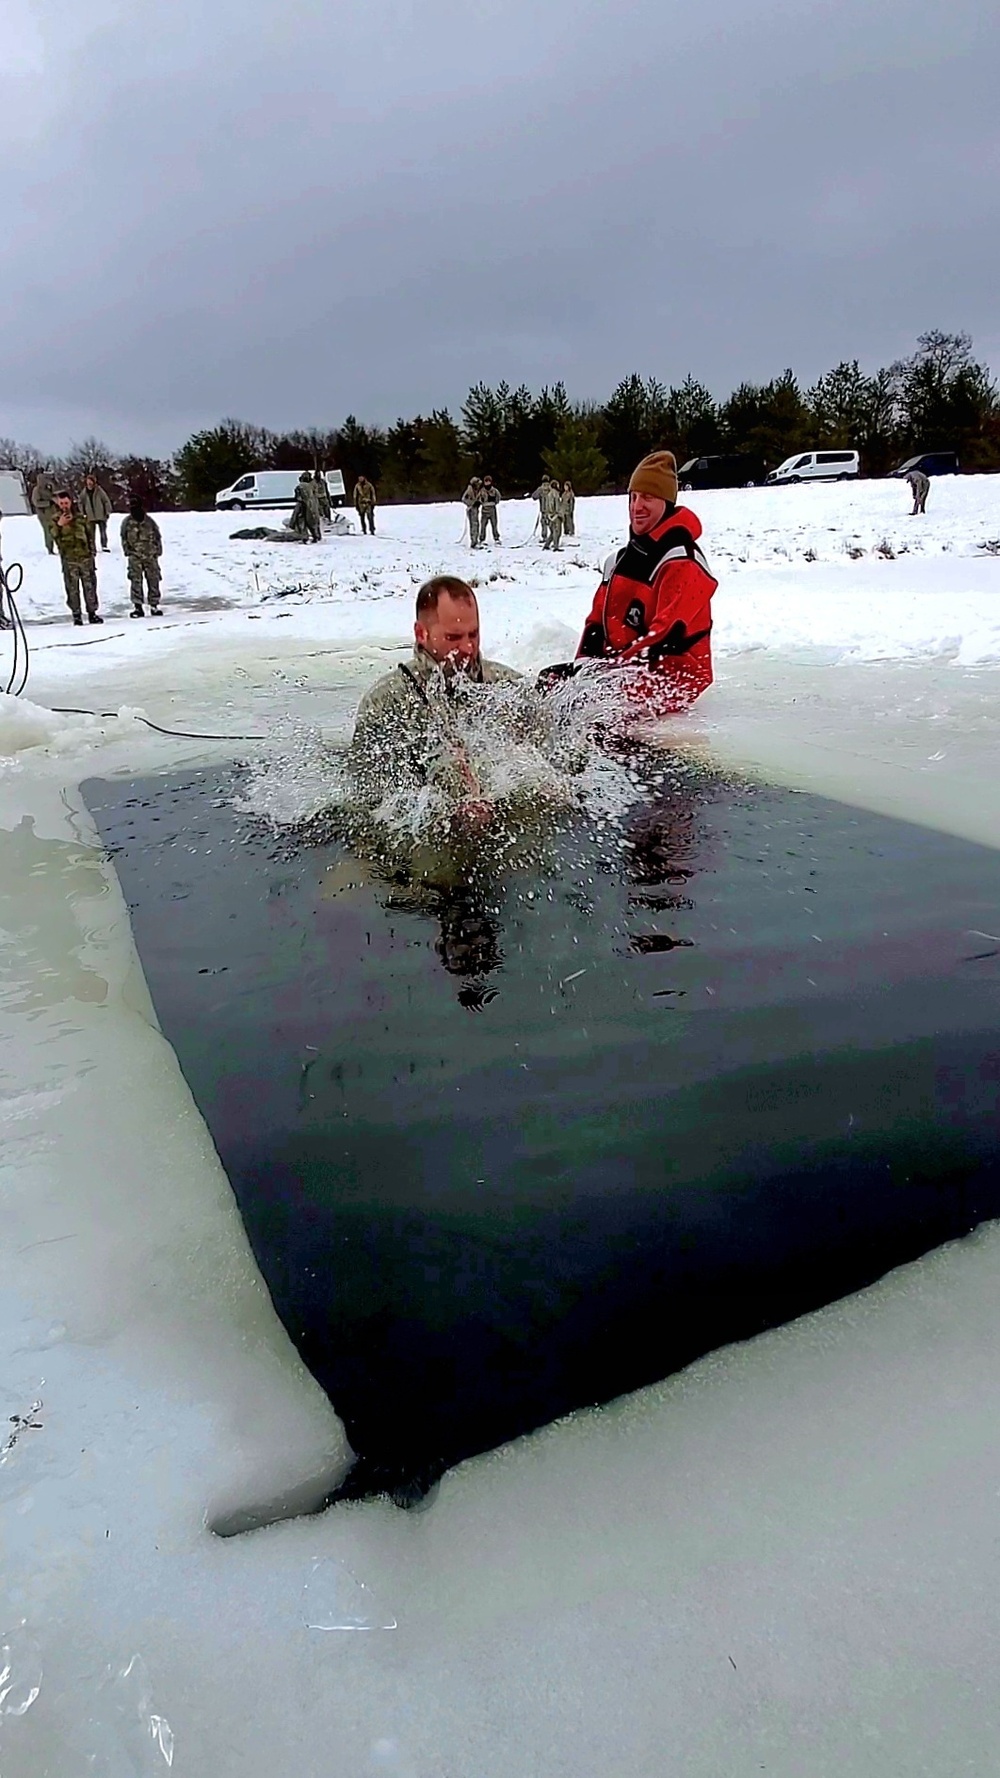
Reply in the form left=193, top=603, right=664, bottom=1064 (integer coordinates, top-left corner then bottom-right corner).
left=601, top=549, right=621, bottom=582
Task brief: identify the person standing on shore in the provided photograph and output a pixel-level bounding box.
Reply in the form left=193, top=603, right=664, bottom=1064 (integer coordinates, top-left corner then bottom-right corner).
left=561, top=480, right=576, bottom=537
left=31, top=470, right=58, bottom=554
left=479, top=476, right=501, bottom=544
left=121, top=498, right=163, bottom=616
left=573, top=450, right=716, bottom=712
left=531, top=474, right=553, bottom=546
left=80, top=472, right=113, bottom=551
left=52, top=491, right=102, bottom=625
left=315, top=471, right=332, bottom=525
left=354, top=474, right=377, bottom=534
left=462, top=477, right=483, bottom=548
left=543, top=480, right=563, bottom=551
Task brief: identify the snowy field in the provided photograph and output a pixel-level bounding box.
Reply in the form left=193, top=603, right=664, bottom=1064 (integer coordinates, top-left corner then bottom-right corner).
left=2, top=479, right=1000, bottom=1774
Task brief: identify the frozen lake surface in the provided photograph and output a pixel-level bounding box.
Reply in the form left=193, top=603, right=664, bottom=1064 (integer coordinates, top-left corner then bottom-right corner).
left=2, top=482, right=1000, bottom=1774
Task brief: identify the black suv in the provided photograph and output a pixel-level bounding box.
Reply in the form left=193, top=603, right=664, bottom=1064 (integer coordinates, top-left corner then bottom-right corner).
left=890, top=452, right=960, bottom=478
left=678, top=454, right=767, bottom=491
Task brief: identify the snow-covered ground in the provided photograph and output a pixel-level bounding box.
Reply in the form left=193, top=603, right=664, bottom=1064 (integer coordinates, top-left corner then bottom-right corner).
left=2, top=480, right=1000, bottom=1775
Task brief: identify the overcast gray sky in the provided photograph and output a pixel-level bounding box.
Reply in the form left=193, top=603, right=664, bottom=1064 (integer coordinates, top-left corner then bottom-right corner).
left=2, top=0, right=997, bottom=455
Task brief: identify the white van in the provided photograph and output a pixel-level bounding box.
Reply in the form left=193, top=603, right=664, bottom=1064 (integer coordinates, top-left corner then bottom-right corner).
left=0, top=468, right=31, bottom=516
left=766, top=450, right=859, bottom=485
left=215, top=469, right=347, bottom=511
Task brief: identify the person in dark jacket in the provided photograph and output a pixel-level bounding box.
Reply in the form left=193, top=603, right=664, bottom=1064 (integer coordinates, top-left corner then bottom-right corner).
left=120, top=498, right=163, bottom=615
left=573, top=450, right=717, bottom=714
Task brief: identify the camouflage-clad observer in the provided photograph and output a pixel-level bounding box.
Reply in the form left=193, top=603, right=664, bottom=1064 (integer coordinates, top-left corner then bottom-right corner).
left=121, top=499, right=163, bottom=615
left=52, top=492, right=101, bottom=624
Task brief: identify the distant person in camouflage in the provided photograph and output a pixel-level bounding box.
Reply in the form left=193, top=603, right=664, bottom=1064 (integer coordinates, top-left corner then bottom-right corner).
left=80, top=473, right=113, bottom=551
left=462, top=477, right=483, bottom=548
left=52, top=492, right=101, bottom=625
left=561, top=480, right=576, bottom=537
left=315, top=471, right=332, bottom=525
left=542, top=481, right=563, bottom=552
left=906, top=467, right=930, bottom=514
left=531, top=475, right=553, bottom=546
left=290, top=472, right=322, bottom=542
left=121, top=499, right=163, bottom=616
left=354, top=475, right=377, bottom=534
left=479, top=476, right=501, bottom=544
left=31, top=471, right=58, bottom=554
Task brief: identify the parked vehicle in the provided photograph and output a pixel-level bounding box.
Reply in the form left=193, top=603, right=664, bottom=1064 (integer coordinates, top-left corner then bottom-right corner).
left=215, top=469, right=347, bottom=511
left=766, top=450, right=860, bottom=485
left=677, top=453, right=767, bottom=491
left=0, top=468, right=30, bottom=516
left=890, top=451, right=959, bottom=478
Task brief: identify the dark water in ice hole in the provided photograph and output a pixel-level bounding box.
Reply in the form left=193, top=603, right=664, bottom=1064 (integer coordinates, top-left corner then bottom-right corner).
left=84, top=762, right=1000, bottom=1504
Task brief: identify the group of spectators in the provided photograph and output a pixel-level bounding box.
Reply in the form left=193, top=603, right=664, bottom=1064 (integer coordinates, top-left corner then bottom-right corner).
left=30, top=470, right=163, bottom=625
left=460, top=474, right=576, bottom=550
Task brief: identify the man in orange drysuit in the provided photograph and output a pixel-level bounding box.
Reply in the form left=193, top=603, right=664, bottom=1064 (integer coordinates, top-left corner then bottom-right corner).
left=574, top=450, right=717, bottom=714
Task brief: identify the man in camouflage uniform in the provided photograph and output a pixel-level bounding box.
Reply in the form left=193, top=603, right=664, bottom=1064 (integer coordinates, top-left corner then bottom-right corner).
left=315, top=471, right=333, bottom=525
left=354, top=475, right=377, bottom=534
left=479, top=476, right=501, bottom=544
left=292, top=472, right=323, bottom=542
left=542, top=480, right=563, bottom=551
left=462, top=477, right=483, bottom=548
left=348, top=575, right=519, bottom=817
left=80, top=472, right=113, bottom=551
left=531, top=475, right=553, bottom=546
left=31, top=471, right=58, bottom=554
left=120, top=498, right=163, bottom=616
left=52, top=492, right=101, bottom=624
left=561, top=480, right=576, bottom=537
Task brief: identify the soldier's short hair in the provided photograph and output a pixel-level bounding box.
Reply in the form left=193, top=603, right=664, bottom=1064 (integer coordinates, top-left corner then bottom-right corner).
left=416, top=575, right=477, bottom=618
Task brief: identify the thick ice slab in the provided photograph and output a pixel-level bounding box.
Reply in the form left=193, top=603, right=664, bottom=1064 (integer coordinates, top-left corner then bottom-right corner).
left=2, top=487, right=1000, bottom=1773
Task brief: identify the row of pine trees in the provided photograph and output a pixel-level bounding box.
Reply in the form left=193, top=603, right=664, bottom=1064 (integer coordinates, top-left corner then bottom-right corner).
left=2, top=333, right=997, bottom=511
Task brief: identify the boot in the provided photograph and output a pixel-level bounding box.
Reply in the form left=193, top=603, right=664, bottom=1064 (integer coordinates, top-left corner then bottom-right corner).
left=88, top=613, right=103, bottom=625
left=130, top=608, right=145, bottom=618
left=72, top=615, right=84, bottom=626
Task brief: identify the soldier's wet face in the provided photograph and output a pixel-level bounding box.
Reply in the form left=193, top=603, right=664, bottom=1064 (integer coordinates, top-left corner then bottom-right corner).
left=415, top=591, right=481, bottom=671
left=629, top=489, right=667, bottom=536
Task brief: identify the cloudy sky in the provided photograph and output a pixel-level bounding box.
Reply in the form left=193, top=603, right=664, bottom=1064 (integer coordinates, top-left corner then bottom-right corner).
left=1, top=0, right=997, bottom=455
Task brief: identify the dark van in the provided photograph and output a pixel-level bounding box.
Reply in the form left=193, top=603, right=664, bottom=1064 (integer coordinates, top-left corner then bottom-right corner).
left=890, top=452, right=960, bottom=478
left=678, top=454, right=767, bottom=491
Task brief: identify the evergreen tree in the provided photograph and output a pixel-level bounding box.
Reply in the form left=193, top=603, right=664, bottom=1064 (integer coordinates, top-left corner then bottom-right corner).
left=118, top=456, right=181, bottom=510
left=334, top=415, right=385, bottom=488
left=174, top=420, right=270, bottom=509
left=598, top=375, right=672, bottom=485
left=720, top=370, right=809, bottom=467
left=665, top=377, right=720, bottom=463
left=542, top=415, right=609, bottom=493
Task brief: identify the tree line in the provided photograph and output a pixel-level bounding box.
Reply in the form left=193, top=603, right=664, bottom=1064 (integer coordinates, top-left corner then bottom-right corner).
left=2, top=331, right=996, bottom=511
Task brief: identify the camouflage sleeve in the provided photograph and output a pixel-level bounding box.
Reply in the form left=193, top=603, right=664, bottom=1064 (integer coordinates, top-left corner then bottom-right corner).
left=150, top=519, right=163, bottom=554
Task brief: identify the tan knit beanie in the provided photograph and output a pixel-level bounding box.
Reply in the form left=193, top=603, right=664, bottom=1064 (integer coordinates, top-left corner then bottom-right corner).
left=628, top=450, right=678, bottom=505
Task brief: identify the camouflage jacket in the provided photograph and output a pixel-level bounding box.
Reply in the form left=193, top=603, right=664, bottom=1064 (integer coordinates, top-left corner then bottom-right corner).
left=353, top=479, right=376, bottom=509
left=560, top=489, right=575, bottom=517
left=120, top=515, right=162, bottom=559
left=79, top=484, right=113, bottom=523
left=479, top=483, right=501, bottom=510
left=541, top=484, right=562, bottom=517
left=462, top=482, right=483, bottom=510
left=347, top=647, right=521, bottom=808
left=31, top=475, right=57, bottom=515
left=52, top=513, right=95, bottom=564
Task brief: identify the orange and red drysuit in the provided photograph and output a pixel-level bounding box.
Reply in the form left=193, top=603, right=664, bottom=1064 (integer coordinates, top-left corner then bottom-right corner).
left=576, top=505, right=718, bottom=713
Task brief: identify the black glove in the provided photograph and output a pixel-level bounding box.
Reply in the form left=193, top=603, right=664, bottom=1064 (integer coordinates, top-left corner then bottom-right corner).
left=578, top=622, right=607, bottom=659
left=536, top=661, right=580, bottom=691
